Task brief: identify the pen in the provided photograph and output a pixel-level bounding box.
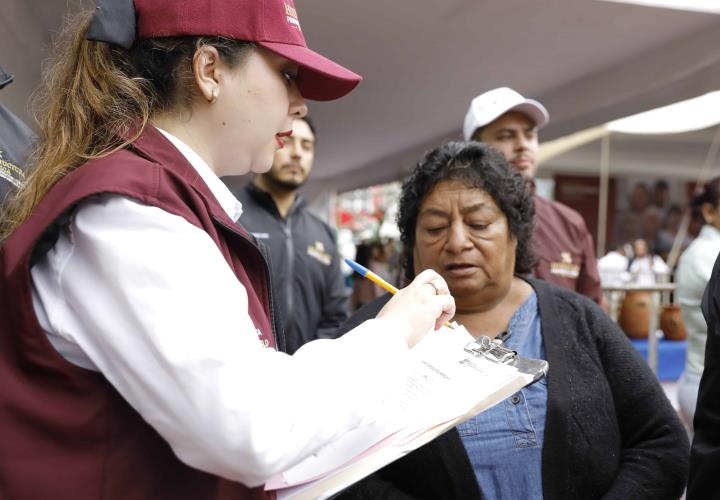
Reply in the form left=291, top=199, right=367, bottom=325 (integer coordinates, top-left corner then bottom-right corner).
left=344, top=258, right=454, bottom=329
left=344, top=257, right=399, bottom=294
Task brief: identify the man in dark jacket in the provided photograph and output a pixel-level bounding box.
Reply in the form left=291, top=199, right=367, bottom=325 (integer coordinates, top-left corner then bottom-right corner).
left=0, top=64, right=33, bottom=212
left=235, top=116, right=348, bottom=354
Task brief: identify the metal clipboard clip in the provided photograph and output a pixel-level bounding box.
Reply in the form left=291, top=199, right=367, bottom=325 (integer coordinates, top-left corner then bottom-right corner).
left=463, top=336, right=549, bottom=385
left=463, top=336, right=517, bottom=364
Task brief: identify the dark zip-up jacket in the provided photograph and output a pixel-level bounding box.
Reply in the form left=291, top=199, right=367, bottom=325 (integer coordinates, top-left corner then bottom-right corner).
left=236, top=182, right=348, bottom=354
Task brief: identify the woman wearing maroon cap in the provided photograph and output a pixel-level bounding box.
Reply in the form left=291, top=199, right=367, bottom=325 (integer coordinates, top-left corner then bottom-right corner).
left=0, top=1, right=454, bottom=498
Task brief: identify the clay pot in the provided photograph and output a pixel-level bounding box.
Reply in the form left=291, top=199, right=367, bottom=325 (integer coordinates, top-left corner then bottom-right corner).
left=660, top=304, right=687, bottom=341
left=618, top=291, right=651, bottom=339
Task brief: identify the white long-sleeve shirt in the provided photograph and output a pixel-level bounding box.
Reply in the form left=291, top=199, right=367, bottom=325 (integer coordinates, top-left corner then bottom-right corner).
left=30, top=129, right=409, bottom=487
left=676, top=224, right=720, bottom=375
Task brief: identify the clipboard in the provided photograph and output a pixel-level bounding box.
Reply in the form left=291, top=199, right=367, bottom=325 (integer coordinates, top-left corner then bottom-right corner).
left=267, top=325, right=548, bottom=500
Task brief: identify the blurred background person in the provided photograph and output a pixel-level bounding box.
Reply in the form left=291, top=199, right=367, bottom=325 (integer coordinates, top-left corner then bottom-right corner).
left=350, top=239, right=397, bottom=311
left=614, top=182, right=664, bottom=249
left=655, top=203, right=692, bottom=260
left=598, top=244, right=631, bottom=287
left=235, top=116, right=348, bottom=354
left=652, top=180, right=671, bottom=218
left=597, top=244, right=631, bottom=320
left=464, top=87, right=603, bottom=305
left=676, top=177, right=720, bottom=431
left=336, top=141, right=688, bottom=500
left=628, top=238, right=669, bottom=285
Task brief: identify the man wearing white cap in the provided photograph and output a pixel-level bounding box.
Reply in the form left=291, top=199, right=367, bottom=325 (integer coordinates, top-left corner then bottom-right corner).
left=463, top=87, right=602, bottom=303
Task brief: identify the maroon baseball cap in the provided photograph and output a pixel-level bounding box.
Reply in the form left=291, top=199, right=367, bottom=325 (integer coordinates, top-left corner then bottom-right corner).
left=134, top=0, right=361, bottom=101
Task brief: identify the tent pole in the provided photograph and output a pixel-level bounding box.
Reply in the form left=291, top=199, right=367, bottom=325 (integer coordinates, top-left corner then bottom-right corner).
left=597, top=134, right=611, bottom=257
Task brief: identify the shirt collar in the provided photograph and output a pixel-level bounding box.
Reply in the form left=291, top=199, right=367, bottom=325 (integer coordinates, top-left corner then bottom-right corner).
left=507, top=291, right=538, bottom=337
left=155, top=127, right=243, bottom=222
left=700, top=224, right=720, bottom=241
left=246, top=181, right=306, bottom=218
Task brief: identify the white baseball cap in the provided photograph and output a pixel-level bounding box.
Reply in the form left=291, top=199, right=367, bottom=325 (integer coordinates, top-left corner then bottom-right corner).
left=463, top=87, right=549, bottom=141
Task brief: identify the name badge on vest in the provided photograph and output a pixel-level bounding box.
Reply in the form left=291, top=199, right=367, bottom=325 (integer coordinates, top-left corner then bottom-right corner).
left=307, top=241, right=331, bottom=266
left=251, top=232, right=270, bottom=239
left=550, top=251, right=580, bottom=279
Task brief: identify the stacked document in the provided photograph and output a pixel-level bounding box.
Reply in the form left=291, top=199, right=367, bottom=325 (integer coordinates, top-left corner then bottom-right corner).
left=266, top=323, right=548, bottom=500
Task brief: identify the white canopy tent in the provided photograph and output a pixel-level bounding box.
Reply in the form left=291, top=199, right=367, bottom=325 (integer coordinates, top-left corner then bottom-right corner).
left=2, top=0, right=720, bottom=198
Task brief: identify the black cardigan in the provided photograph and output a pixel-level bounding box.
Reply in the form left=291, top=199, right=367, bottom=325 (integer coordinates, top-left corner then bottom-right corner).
left=336, top=278, right=689, bottom=500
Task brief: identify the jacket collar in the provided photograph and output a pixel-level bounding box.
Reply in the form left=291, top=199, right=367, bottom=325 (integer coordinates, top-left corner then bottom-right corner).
left=245, top=181, right=306, bottom=218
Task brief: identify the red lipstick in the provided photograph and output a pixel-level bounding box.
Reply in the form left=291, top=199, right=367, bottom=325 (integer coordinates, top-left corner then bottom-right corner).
left=276, top=130, right=293, bottom=148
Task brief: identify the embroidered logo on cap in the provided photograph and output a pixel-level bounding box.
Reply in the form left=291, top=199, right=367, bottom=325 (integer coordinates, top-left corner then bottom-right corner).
left=284, top=2, right=302, bottom=31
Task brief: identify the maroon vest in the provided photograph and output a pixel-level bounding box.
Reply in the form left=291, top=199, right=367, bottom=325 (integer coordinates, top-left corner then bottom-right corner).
left=0, top=127, right=282, bottom=499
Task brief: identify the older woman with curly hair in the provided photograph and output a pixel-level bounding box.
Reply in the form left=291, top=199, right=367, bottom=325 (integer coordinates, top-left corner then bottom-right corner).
left=336, top=141, right=688, bottom=500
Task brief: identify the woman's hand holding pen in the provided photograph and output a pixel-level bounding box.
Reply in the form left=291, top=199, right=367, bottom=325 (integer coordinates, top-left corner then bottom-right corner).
left=376, top=269, right=455, bottom=348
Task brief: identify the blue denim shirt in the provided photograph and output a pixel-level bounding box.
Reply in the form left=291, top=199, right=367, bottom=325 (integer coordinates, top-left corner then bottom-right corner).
left=457, top=291, right=547, bottom=500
